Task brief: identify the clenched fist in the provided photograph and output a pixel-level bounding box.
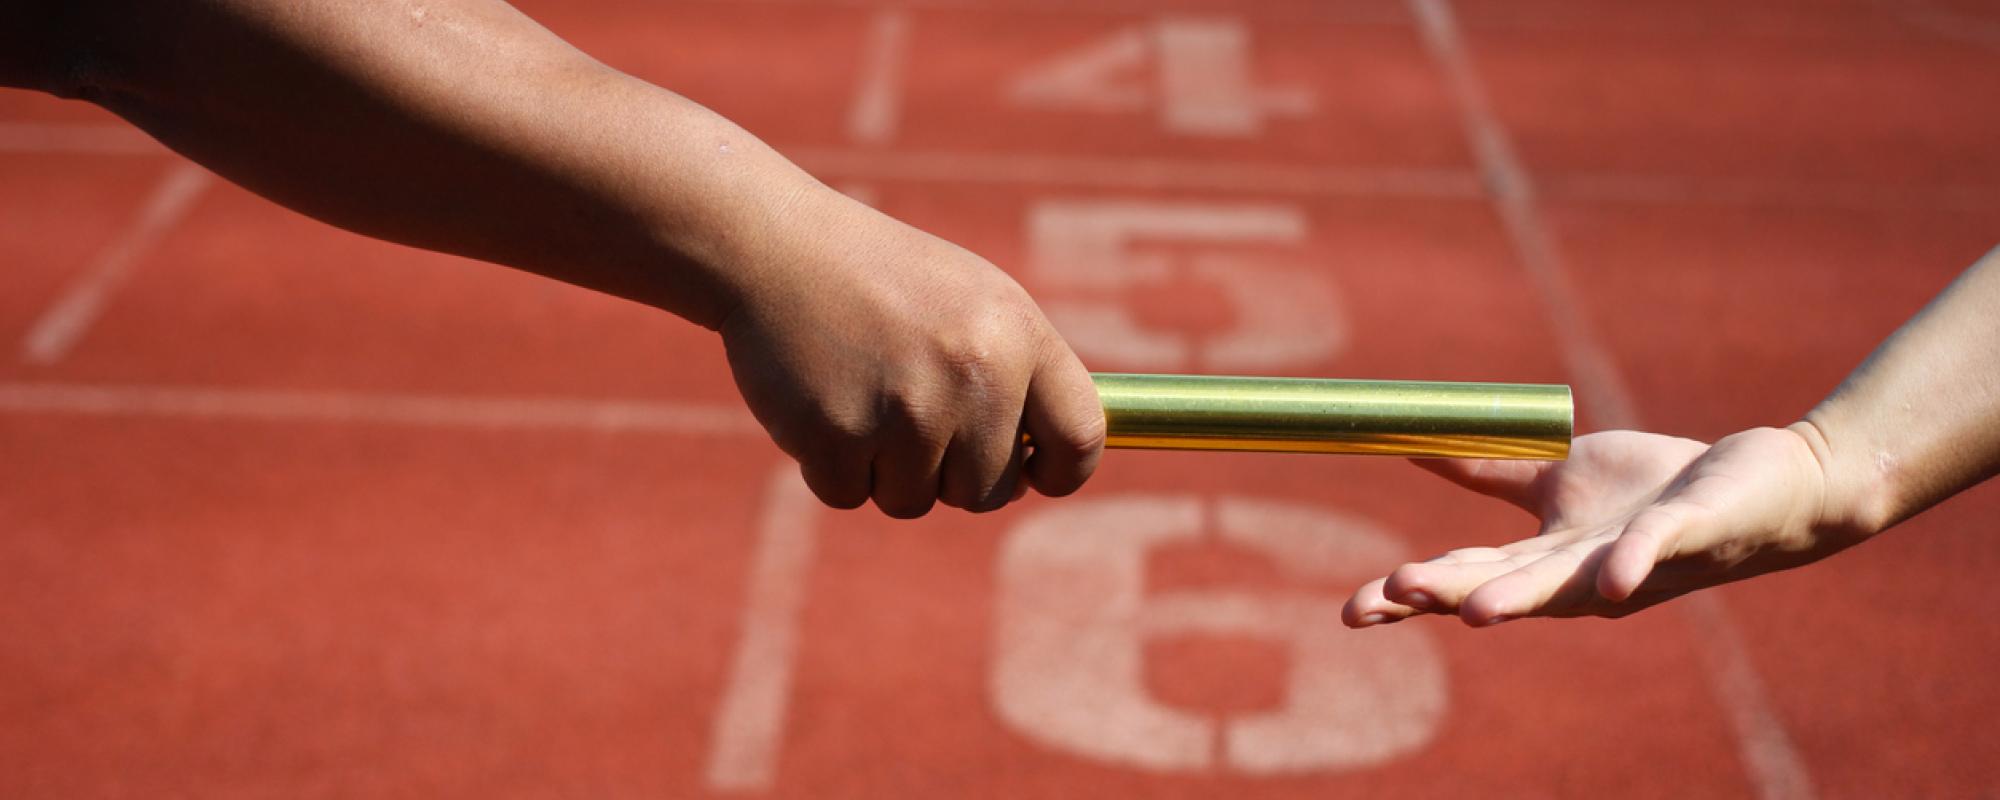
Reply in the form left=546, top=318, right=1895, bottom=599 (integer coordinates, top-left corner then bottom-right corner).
left=719, top=186, right=1105, bottom=517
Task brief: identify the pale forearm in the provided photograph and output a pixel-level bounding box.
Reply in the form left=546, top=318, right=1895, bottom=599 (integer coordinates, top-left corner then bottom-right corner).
left=1799, top=248, right=2000, bottom=535
left=23, top=0, right=823, bottom=329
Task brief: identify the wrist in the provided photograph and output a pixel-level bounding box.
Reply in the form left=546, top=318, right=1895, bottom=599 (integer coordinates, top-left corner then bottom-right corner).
left=626, top=110, right=836, bottom=330
left=1786, top=413, right=1898, bottom=539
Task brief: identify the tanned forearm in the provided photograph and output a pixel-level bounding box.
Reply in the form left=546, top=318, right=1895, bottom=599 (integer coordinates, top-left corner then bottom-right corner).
left=2, top=0, right=1110, bottom=517
left=9, top=0, right=822, bottom=329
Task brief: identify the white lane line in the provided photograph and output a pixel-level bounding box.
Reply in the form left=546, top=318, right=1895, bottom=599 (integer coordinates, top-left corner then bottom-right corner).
left=1405, top=0, right=1636, bottom=430
left=848, top=10, right=911, bottom=145
left=0, top=381, right=760, bottom=435
left=706, top=465, right=821, bottom=792
left=0, top=122, right=163, bottom=155
left=21, top=161, right=210, bottom=365
left=1408, top=1, right=1816, bottom=798
left=1683, top=592, right=1819, bottom=800
left=789, top=147, right=1481, bottom=198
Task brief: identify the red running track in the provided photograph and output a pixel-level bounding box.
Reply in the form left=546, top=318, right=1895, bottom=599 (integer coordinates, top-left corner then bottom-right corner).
left=3, top=1, right=1999, bottom=797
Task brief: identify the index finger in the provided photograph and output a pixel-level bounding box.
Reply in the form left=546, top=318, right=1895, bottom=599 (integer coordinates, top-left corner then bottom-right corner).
left=1020, top=343, right=1105, bottom=497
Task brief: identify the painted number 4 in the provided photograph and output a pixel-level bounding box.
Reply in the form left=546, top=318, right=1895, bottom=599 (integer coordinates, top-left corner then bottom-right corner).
left=1008, top=18, right=1312, bottom=137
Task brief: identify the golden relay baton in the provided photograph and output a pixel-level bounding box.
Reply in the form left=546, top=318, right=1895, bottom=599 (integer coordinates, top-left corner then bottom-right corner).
left=1078, top=373, right=1572, bottom=460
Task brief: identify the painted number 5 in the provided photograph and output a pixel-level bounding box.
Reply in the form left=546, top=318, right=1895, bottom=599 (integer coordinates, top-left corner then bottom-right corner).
left=1028, top=200, right=1346, bottom=373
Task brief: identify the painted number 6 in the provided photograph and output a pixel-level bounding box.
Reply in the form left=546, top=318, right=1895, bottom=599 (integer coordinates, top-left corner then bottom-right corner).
left=991, top=494, right=1447, bottom=774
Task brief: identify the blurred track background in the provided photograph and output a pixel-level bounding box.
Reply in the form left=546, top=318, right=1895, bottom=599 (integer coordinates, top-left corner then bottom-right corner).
left=4, top=0, right=1999, bottom=797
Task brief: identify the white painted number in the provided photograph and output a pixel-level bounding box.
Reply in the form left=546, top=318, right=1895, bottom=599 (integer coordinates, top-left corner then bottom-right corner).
left=1008, top=18, right=1312, bottom=137
left=1028, top=200, right=1345, bottom=372
left=992, top=495, right=1447, bottom=774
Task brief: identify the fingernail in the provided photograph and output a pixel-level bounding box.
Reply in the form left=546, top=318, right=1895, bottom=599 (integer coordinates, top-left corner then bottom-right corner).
left=1482, top=615, right=1513, bottom=627
left=1403, top=590, right=1434, bottom=609
left=1358, top=612, right=1388, bottom=626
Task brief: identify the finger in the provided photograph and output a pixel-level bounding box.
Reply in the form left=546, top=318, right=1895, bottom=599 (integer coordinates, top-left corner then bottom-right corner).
left=1598, top=501, right=1709, bottom=601
left=939, top=384, right=1031, bottom=512
left=1410, top=458, right=1555, bottom=513
left=1343, top=576, right=1424, bottom=628
left=1021, top=344, right=1105, bottom=498
left=1459, top=536, right=1614, bottom=625
left=1381, top=551, right=1527, bottom=613
left=940, top=431, right=1026, bottom=512
left=871, top=446, right=947, bottom=518
left=798, top=448, right=870, bottom=510
left=868, top=397, right=950, bottom=519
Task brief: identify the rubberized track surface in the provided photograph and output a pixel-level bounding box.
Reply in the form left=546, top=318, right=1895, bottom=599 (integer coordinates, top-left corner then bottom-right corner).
left=4, top=1, right=2000, bottom=797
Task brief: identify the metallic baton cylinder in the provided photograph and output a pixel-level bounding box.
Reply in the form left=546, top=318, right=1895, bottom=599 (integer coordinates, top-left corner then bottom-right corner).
left=1091, top=373, right=1572, bottom=460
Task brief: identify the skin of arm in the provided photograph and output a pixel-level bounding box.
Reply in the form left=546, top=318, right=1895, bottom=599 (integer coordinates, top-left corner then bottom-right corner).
left=1343, top=247, right=2000, bottom=627
left=3, top=0, right=1107, bottom=517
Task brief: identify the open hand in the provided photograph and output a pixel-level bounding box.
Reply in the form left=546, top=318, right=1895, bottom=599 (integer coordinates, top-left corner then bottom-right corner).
left=1343, top=426, right=1867, bottom=627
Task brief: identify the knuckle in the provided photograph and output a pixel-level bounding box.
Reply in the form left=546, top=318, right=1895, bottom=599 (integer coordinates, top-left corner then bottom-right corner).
left=811, top=404, right=874, bottom=449
left=1043, top=412, right=1108, bottom=457
left=879, top=387, right=953, bottom=449
left=876, top=385, right=924, bottom=424
left=803, top=439, right=865, bottom=476
left=931, top=347, right=1004, bottom=403
left=935, top=307, right=1034, bottom=385
left=939, top=337, right=999, bottom=383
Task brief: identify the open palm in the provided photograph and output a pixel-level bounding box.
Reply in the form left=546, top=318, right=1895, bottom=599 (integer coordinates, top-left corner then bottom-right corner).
left=1344, top=426, right=1855, bottom=627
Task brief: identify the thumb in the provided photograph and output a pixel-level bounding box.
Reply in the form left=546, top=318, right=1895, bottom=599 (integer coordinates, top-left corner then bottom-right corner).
left=1021, top=341, right=1105, bottom=498
left=1597, top=501, right=1714, bottom=601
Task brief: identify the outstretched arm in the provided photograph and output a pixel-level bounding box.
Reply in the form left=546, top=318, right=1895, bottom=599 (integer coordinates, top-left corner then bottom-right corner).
left=1345, top=248, right=2000, bottom=627
left=12, top=0, right=788, bottom=325
left=4, top=0, right=1106, bottom=516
